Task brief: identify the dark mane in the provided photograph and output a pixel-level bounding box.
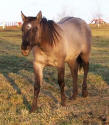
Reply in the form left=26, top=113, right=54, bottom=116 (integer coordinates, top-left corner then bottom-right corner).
left=40, top=18, right=61, bottom=46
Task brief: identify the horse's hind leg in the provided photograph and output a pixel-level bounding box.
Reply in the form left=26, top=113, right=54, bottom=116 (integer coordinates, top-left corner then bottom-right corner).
left=58, top=65, right=66, bottom=106
left=81, top=55, right=89, bottom=97
left=68, top=60, right=78, bottom=100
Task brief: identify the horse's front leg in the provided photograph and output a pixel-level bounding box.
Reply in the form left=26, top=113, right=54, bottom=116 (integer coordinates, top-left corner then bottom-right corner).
left=30, top=62, right=43, bottom=113
left=58, top=65, right=66, bottom=106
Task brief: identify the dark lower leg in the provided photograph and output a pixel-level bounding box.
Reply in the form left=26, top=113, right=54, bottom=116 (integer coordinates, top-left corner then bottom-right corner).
left=70, top=67, right=78, bottom=100
left=82, top=62, right=89, bottom=97
left=31, top=83, right=40, bottom=112
left=59, top=82, right=66, bottom=106
left=58, top=66, right=66, bottom=106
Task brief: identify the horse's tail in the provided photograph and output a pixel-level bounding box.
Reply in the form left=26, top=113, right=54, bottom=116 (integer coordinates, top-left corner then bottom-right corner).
left=77, top=55, right=84, bottom=70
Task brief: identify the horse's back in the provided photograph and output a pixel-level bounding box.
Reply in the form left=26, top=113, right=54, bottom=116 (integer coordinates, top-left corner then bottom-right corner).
left=58, top=17, right=92, bottom=62
left=58, top=17, right=91, bottom=45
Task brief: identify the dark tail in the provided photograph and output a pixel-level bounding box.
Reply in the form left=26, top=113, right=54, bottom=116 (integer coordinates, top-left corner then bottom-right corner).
left=77, top=55, right=84, bottom=70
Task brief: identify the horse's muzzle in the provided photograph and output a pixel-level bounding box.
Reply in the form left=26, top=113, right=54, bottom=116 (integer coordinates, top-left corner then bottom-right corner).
left=21, top=49, right=30, bottom=56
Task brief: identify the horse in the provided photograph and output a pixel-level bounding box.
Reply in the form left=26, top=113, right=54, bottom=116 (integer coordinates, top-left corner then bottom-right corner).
left=21, top=11, right=92, bottom=112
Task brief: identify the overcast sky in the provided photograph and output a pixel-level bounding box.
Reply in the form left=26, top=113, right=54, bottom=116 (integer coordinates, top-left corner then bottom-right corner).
left=0, top=0, right=109, bottom=23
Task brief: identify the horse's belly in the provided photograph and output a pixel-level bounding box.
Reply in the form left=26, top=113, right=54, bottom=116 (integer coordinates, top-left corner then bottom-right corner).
left=65, top=47, right=81, bottom=62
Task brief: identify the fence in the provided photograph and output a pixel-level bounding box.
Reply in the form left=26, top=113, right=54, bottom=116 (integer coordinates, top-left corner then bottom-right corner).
left=0, top=22, right=22, bottom=29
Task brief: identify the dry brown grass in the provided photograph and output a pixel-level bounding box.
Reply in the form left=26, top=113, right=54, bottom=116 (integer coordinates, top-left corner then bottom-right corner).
left=0, top=25, right=109, bottom=125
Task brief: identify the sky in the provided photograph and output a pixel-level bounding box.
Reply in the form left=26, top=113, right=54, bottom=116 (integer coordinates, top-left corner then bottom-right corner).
left=0, top=0, right=109, bottom=23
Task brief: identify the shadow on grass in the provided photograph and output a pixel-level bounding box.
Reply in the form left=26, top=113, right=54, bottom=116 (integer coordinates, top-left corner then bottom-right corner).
left=0, top=55, right=32, bottom=111
left=0, top=54, right=109, bottom=111
left=42, top=89, right=58, bottom=104
left=89, top=63, right=109, bottom=85
left=0, top=54, right=59, bottom=111
left=0, top=36, right=109, bottom=113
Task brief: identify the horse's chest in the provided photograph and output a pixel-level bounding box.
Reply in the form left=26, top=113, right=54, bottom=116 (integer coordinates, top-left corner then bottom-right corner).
left=34, top=53, right=59, bottom=67
left=46, top=57, right=58, bottom=67
left=33, top=47, right=60, bottom=67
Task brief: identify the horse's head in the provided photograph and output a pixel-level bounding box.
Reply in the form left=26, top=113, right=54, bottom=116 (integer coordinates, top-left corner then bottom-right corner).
left=21, top=11, right=42, bottom=56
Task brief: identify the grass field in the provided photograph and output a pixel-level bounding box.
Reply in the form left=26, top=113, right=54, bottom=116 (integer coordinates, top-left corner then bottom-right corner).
left=0, top=25, right=109, bottom=125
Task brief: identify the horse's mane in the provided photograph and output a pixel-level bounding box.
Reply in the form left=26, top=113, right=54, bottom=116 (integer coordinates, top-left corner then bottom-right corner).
left=40, top=18, right=61, bottom=46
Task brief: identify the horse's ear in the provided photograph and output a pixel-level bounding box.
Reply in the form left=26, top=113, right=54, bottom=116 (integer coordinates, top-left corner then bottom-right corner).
left=37, top=11, right=42, bottom=22
left=21, top=11, right=27, bottom=22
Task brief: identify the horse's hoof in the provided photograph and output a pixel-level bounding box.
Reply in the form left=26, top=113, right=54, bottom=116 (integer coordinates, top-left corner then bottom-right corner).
left=82, top=90, right=88, bottom=97
left=30, top=106, right=38, bottom=113
left=30, top=109, right=35, bottom=113
left=30, top=109, right=37, bottom=113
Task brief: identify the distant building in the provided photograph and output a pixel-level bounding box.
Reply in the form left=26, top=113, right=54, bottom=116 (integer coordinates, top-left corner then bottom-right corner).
left=17, top=22, right=22, bottom=27
left=90, top=18, right=106, bottom=24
